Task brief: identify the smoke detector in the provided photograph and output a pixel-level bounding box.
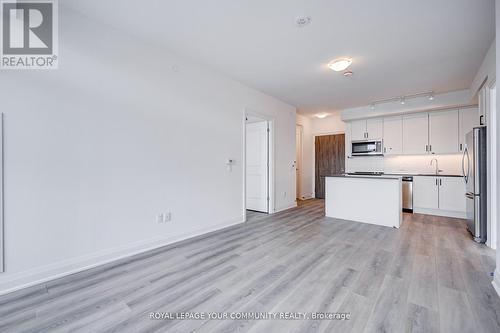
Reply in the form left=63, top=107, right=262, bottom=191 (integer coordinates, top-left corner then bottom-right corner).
left=296, top=16, right=312, bottom=27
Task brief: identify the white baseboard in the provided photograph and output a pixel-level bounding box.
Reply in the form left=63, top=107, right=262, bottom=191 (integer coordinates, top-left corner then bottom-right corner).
left=413, top=207, right=466, bottom=219
left=493, top=270, right=500, bottom=297
left=274, top=202, right=297, bottom=213
left=0, top=215, right=245, bottom=296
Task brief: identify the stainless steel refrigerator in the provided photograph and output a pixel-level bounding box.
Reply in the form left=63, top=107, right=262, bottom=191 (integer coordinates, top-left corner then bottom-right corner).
left=462, top=127, right=487, bottom=243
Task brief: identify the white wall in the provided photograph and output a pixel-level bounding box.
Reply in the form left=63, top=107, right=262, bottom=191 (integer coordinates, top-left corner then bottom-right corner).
left=493, top=0, right=500, bottom=297
left=470, top=40, right=496, bottom=99
left=297, top=112, right=347, bottom=198
left=0, top=7, right=296, bottom=294
left=296, top=115, right=314, bottom=199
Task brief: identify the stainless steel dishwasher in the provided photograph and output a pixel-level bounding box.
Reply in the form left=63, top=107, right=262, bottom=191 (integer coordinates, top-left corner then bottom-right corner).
left=402, top=176, right=413, bottom=213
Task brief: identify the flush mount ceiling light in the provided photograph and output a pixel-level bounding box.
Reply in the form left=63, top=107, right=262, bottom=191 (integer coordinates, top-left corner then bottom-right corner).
left=316, top=113, right=329, bottom=119
left=328, top=58, right=352, bottom=72
left=296, top=16, right=312, bottom=27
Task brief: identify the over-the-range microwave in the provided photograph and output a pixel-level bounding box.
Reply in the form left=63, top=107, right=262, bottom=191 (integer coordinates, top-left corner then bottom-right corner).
left=351, top=139, right=383, bottom=156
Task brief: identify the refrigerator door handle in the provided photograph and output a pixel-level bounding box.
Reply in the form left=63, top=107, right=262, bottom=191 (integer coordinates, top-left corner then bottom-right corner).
left=461, top=146, right=466, bottom=179
left=464, top=147, right=470, bottom=184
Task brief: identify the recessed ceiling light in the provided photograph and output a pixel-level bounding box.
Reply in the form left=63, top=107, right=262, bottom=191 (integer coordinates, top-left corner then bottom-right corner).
left=296, top=16, right=312, bottom=27
left=328, top=58, right=352, bottom=72
left=316, top=113, right=328, bottom=119
left=370, top=104, right=376, bottom=110
left=343, top=70, right=353, bottom=77
left=429, top=92, right=435, bottom=101
left=400, top=97, right=406, bottom=105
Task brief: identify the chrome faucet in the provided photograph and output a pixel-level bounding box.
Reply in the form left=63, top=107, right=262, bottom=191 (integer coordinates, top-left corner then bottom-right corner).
left=430, top=158, right=443, bottom=175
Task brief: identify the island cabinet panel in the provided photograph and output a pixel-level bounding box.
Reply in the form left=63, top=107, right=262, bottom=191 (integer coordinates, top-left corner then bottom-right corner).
left=414, top=176, right=439, bottom=209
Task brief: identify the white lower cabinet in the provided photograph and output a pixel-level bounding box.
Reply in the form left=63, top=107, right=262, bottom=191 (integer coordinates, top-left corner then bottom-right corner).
left=439, top=177, right=467, bottom=212
left=413, top=176, right=466, bottom=218
left=414, top=176, right=439, bottom=210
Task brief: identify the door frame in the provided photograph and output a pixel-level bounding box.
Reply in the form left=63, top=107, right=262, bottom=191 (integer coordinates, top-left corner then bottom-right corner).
left=243, top=109, right=275, bottom=220
left=295, top=125, right=303, bottom=200
left=313, top=130, right=345, bottom=198
left=488, top=79, right=497, bottom=249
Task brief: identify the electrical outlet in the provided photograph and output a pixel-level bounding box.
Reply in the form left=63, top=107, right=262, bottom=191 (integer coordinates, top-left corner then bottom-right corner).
left=164, top=212, right=172, bottom=222
left=156, top=214, right=164, bottom=224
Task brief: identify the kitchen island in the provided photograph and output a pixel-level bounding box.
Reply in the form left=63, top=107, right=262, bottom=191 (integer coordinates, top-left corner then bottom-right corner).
left=325, top=175, right=402, bottom=228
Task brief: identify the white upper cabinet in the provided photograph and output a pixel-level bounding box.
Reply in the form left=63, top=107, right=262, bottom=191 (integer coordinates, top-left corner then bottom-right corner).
left=383, top=116, right=402, bottom=155
left=351, top=119, right=383, bottom=141
left=459, top=107, right=479, bottom=152
left=351, top=120, right=367, bottom=141
left=429, top=110, right=459, bottom=154
left=366, top=118, right=383, bottom=140
left=402, top=113, right=429, bottom=155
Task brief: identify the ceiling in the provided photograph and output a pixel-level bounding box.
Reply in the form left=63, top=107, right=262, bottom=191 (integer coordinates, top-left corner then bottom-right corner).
left=63, top=0, right=495, bottom=115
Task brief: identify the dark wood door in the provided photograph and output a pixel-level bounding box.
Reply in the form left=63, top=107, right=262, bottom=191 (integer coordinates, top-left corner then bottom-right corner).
left=315, top=134, right=345, bottom=199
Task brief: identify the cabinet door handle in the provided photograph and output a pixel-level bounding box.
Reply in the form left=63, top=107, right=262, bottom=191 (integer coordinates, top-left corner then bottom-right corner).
left=425, top=145, right=429, bottom=152
left=459, top=143, right=462, bottom=151
left=435, top=179, right=438, bottom=186
left=480, top=115, right=484, bottom=125
left=440, top=179, right=442, bottom=186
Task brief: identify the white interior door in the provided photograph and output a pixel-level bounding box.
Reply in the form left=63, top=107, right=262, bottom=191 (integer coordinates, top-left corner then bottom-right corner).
left=246, top=121, right=269, bottom=213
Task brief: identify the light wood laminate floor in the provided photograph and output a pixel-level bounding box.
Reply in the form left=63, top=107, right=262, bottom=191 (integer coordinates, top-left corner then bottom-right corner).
left=1, top=200, right=499, bottom=332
